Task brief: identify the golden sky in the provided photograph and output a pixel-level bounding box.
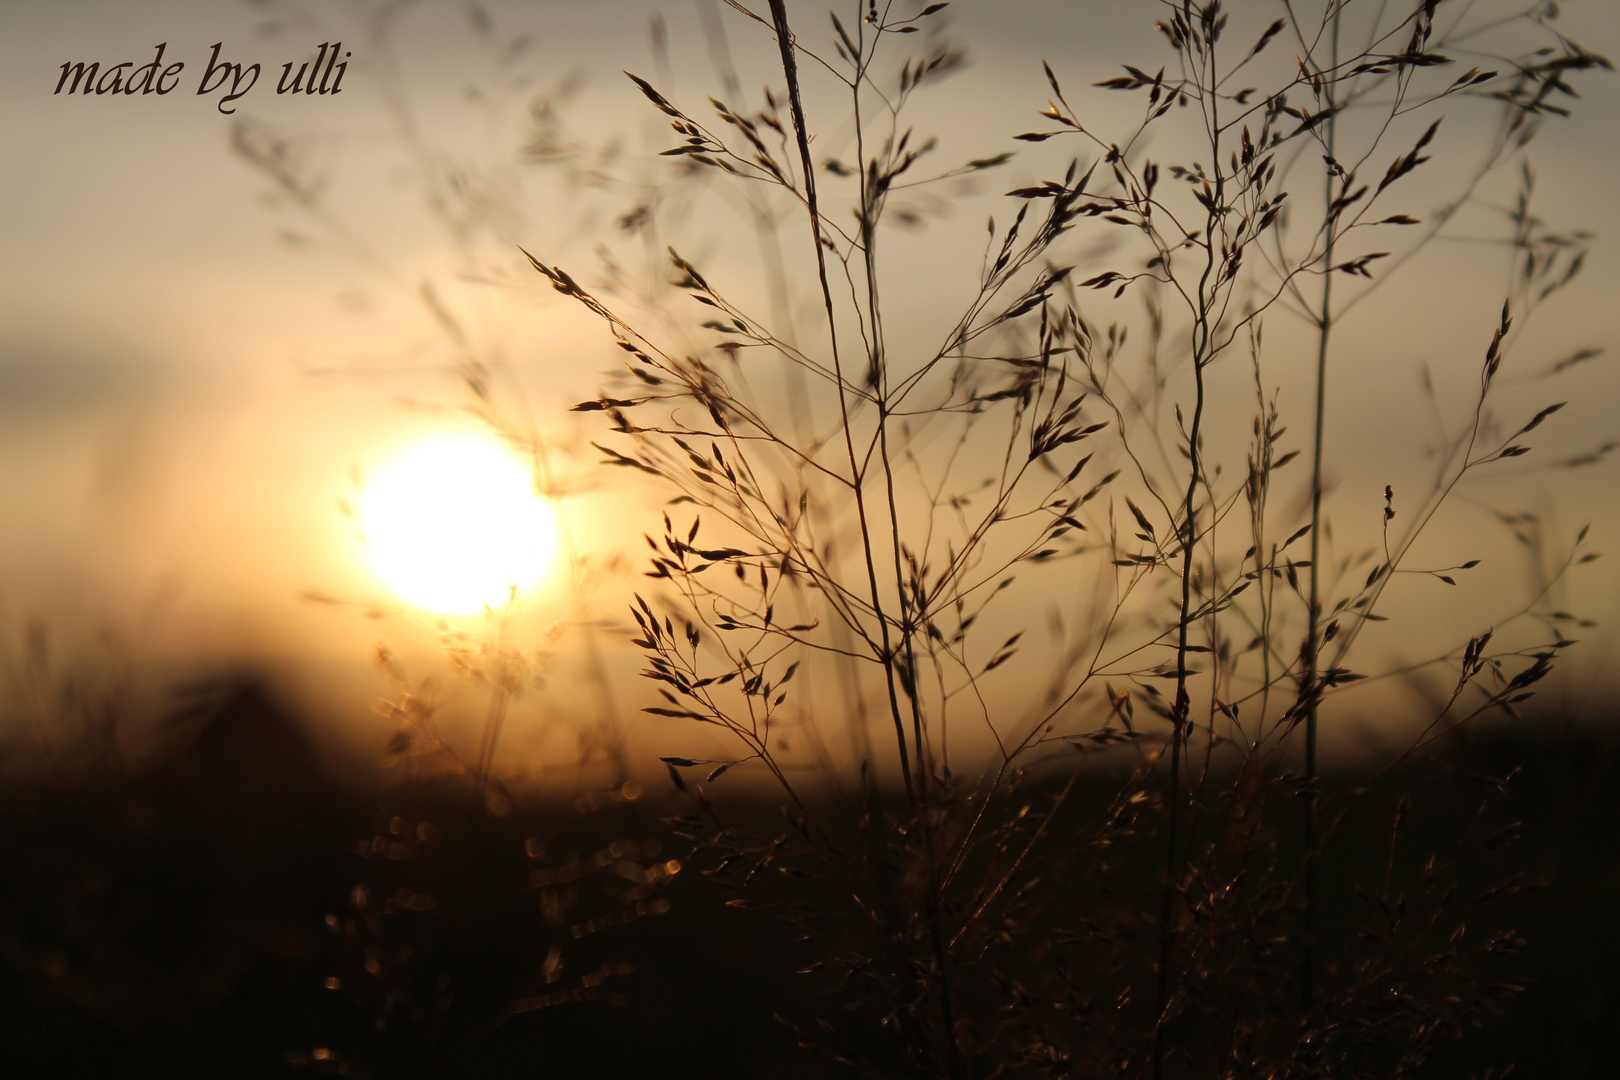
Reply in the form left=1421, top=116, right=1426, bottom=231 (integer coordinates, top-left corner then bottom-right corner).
left=3, top=0, right=1617, bottom=774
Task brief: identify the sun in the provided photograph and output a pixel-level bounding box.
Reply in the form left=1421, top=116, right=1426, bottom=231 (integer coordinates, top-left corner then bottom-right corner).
left=357, top=432, right=561, bottom=615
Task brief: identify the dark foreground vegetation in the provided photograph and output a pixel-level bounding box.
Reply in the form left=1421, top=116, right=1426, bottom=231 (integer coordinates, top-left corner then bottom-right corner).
left=1, top=674, right=1613, bottom=1079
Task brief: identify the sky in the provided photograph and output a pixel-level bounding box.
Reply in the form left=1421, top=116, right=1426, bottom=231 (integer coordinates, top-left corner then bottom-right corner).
left=2, top=0, right=1617, bottom=778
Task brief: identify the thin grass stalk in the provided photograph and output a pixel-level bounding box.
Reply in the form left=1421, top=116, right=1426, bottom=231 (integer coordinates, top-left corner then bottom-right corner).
left=748, top=13, right=960, bottom=1057
left=1303, top=0, right=1343, bottom=1011
left=844, top=11, right=963, bottom=1074
left=848, top=8, right=959, bottom=1075
left=764, top=0, right=917, bottom=814
left=842, top=8, right=962, bottom=1071
left=1155, top=17, right=1225, bottom=1076
left=474, top=600, right=514, bottom=785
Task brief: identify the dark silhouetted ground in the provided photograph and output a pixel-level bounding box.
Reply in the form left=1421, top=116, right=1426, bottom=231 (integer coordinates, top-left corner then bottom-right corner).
left=1, top=678, right=1614, bottom=1077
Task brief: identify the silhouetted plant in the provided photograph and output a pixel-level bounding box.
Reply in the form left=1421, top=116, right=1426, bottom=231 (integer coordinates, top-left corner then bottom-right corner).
left=534, top=1, right=1608, bottom=1076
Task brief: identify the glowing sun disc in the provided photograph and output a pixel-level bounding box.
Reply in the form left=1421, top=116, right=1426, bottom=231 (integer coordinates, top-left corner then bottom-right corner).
left=358, top=433, right=559, bottom=615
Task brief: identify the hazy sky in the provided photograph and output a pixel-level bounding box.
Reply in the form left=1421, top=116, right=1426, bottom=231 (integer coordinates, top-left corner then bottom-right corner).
left=3, top=0, right=1618, bottom=770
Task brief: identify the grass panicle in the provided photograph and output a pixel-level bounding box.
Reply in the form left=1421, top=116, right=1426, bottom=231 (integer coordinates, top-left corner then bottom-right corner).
left=537, top=1, right=1607, bottom=1076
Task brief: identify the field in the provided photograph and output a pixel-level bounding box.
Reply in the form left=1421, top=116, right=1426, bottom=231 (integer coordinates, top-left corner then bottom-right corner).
left=1, top=680, right=1615, bottom=1077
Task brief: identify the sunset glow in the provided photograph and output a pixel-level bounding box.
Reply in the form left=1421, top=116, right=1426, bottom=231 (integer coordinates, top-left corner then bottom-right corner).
left=357, top=433, right=558, bottom=615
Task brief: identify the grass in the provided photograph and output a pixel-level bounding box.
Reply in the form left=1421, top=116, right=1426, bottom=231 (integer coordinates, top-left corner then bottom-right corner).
left=529, top=1, right=1609, bottom=1075
left=4, top=1, right=1615, bottom=1077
